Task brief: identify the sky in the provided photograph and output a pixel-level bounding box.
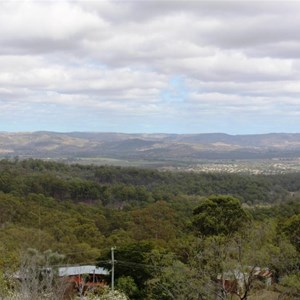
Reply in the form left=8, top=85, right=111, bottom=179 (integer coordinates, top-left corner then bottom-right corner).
left=1, top=0, right=300, bottom=134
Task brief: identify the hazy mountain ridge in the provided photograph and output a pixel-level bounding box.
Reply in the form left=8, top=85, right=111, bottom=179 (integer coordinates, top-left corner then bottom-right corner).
left=1, top=131, right=300, bottom=160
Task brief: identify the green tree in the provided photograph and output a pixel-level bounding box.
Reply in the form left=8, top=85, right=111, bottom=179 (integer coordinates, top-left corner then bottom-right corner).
left=278, top=273, right=300, bottom=299
left=192, top=195, right=250, bottom=236
left=146, top=250, right=212, bottom=300
left=116, top=276, right=139, bottom=298
left=97, top=242, right=154, bottom=299
left=129, top=201, right=179, bottom=243
left=281, top=214, right=300, bottom=251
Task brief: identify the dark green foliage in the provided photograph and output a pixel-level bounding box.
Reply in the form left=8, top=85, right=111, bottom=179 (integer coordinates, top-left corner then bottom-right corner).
left=1, top=158, right=300, bottom=206
left=280, top=214, right=300, bottom=251
left=129, top=201, right=180, bottom=242
left=192, top=195, right=250, bottom=236
left=98, top=242, right=155, bottom=299
left=116, top=276, right=139, bottom=298
left=249, top=200, right=300, bottom=220
left=0, top=159, right=300, bottom=299
left=69, top=179, right=101, bottom=202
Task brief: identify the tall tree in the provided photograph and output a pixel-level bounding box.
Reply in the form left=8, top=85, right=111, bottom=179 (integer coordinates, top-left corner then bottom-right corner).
left=97, top=242, right=154, bottom=299
left=192, top=195, right=250, bottom=236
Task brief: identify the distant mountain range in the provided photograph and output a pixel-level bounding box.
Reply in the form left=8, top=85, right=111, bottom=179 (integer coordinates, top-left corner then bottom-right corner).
left=1, top=131, right=300, bottom=161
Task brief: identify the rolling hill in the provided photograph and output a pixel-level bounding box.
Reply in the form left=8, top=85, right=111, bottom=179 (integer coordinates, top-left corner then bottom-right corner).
left=1, top=132, right=300, bottom=161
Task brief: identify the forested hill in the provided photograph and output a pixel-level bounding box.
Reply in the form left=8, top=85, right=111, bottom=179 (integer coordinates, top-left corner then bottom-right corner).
left=1, top=131, right=300, bottom=160
left=1, top=158, right=300, bottom=206
left=1, top=159, right=300, bottom=299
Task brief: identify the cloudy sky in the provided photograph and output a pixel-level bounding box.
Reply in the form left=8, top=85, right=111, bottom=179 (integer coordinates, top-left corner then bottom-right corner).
left=1, top=0, right=300, bottom=134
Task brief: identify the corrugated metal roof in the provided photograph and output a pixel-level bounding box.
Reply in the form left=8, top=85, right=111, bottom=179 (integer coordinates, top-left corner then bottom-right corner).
left=218, top=266, right=272, bottom=281
left=58, top=265, right=109, bottom=277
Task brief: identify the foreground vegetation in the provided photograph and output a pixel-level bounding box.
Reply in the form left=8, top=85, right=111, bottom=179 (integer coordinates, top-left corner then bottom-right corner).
left=0, top=159, right=299, bottom=299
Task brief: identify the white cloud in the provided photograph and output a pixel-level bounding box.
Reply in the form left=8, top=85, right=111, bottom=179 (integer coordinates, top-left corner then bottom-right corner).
left=1, top=0, right=300, bottom=132
left=0, top=1, right=105, bottom=55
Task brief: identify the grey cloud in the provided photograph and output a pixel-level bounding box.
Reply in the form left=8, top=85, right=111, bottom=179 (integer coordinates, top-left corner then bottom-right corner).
left=246, top=41, right=300, bottom=59
left=1, top=0, right=300, bottom=132
left=199, top=15, right=300, bottom=51
left=106, top=1, right=291, bottom=22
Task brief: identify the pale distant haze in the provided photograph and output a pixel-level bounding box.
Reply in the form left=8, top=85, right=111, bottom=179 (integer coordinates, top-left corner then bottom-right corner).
left=1, top=0, right=300, bottom=134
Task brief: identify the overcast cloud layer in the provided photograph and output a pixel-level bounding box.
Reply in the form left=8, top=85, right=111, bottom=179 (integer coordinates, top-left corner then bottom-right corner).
left=1, top=0, right=300, bottom=134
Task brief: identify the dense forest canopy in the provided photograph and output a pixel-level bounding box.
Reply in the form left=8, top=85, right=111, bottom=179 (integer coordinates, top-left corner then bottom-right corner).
left=0, top=159, right=299, bottom=299
left=1, top=158, right=300, bottom=206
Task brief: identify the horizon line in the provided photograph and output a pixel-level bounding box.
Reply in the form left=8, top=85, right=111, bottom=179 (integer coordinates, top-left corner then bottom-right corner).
left=0, top=130, right=299, bottom=136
